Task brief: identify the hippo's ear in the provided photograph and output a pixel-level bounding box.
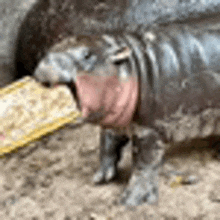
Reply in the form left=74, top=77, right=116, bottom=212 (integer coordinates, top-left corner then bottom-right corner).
left=109, top=47, right=131, bottom=63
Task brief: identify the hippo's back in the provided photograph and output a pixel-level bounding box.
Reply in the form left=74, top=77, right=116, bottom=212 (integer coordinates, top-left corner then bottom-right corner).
left=15, top=0, right=220, bottom=80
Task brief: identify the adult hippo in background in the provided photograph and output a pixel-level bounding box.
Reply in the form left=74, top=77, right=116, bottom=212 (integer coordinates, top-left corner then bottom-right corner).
left=32, top=15, right=220, bottom=205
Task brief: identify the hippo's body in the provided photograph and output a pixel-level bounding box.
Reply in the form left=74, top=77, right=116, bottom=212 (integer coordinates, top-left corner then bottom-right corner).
left=15, top=0, right=220, bottom=206
left=134, top=17, right=220, bottom=127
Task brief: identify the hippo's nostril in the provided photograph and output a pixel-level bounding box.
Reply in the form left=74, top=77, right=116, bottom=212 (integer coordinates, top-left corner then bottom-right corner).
left=41, top=82, right=52, bottom=88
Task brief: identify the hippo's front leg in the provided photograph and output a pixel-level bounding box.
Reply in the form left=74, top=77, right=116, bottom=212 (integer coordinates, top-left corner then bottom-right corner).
left=93, top=129, right=130, bottom=184
left=120, top=126, right=165, bottom=206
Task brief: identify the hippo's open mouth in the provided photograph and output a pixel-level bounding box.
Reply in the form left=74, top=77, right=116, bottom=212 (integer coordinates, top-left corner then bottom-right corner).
left=74, top=74, right=138, bottom=127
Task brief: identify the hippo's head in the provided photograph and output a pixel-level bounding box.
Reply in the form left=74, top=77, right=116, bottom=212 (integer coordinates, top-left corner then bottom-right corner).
left=34, top=35, right=139, bottom=128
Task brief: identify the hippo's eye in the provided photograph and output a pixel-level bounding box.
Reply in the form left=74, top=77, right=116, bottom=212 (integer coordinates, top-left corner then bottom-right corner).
left=83, top=50, right=92, bottom=60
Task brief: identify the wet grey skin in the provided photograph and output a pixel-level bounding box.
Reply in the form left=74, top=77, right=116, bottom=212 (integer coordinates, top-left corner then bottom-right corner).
left=33, top=17, right=220, bottom=207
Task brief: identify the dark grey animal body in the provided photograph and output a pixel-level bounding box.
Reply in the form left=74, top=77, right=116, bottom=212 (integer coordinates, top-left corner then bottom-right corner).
left=15, top=0, right=220, bottom=206
left=134, top=17, right=220, bottom=127
left=31, top=15, right=220, bottom=206
left=15, top=0, right=220, bottom=79
left=95, top=18, right=220, bottom=205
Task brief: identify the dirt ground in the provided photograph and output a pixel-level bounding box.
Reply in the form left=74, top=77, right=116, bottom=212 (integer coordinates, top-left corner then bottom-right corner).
left=0, top=123, right=219, bottom=220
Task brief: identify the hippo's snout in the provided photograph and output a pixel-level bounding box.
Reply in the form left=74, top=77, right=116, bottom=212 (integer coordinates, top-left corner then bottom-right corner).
left=34, top=52, right=77, bottom=85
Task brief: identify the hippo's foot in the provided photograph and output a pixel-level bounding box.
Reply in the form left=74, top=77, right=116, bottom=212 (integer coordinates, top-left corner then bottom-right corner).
left=120, top=167, right=159, bottom=206
left=93, top=162, right=117, bottom=184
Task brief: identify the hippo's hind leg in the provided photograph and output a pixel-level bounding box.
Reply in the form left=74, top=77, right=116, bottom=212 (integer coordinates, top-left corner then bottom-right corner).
left=93, top=129, right=130, bottom=184
left=120, top=127, right=166, bottom=206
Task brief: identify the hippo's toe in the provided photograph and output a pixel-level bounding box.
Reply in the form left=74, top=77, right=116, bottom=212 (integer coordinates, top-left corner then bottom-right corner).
left=93, top=164, right=117, bottom=184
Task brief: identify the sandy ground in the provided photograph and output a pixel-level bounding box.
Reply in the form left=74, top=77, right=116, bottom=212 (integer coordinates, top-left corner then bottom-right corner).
left=0, top=123, right=219, bottom=220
